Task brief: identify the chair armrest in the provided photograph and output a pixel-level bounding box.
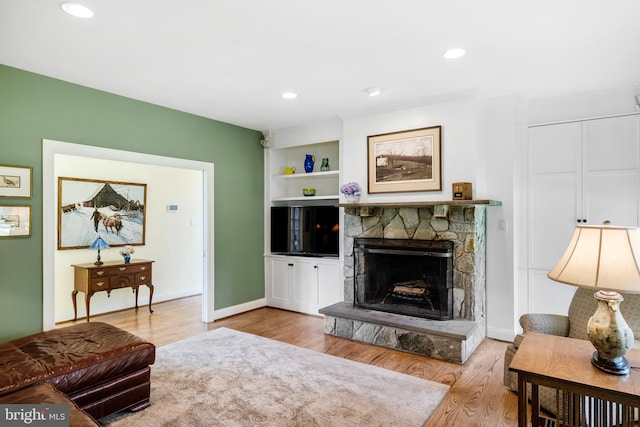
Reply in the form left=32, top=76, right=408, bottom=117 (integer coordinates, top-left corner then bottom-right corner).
left=520, top=313, right=569, bottom=336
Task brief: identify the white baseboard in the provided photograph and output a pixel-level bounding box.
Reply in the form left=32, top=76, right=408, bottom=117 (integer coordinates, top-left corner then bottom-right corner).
left=486, top=326, right=516, bottom=342
left=55, top=288, right=202, bottom=323
left=211, top=298, right=267, bottom=321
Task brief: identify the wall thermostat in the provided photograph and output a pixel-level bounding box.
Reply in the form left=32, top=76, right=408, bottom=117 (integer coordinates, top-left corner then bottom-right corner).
left=167, top=204, right=179, bottom=212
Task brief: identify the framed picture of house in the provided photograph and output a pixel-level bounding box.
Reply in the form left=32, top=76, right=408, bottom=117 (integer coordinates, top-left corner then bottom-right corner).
left=0, top=164, right=32, bottom=198
left=0, top=205, right=31, bottom=238
left=367, top=126, right=442, bottom=194
left=58, top=177, right=147, bottom=249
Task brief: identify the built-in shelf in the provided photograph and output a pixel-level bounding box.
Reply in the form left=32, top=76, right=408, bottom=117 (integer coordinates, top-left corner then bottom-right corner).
left=274, top=170, right=339, bottom=180
left=274, top=195, right=339, bottom=202
left=337, top=199, right=502, bottom=208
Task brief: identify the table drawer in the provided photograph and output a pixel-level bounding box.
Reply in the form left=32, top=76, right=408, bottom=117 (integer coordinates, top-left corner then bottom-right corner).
left=136, top=271, right=152, bottom=285
left=90, top=277, right=110, bottom=292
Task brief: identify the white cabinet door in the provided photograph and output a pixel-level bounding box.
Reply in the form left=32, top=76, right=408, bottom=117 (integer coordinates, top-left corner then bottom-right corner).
left=267, top=257, right=292, bottom=309
left=526, top=115, right=640, bottom=315
left=582, top=115, right=640, bottom=227
left=290, top=259, right=318, bottom=313
left=316, top=260, right=342, bottom=310
left=528, top=122, right=581, bottom=270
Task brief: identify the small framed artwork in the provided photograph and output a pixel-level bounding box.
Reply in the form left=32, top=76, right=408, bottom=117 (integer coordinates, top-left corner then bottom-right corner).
left=0, top=164, right=33, bottom=198
left=58, top=177, right=147, bottom=249
left=0, top=205, right=32, bottom=238
left=368, top=126, right=442, bottom=194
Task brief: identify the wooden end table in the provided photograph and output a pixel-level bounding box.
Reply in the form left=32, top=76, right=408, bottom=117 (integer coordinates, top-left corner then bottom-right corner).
left=71, top=259, right=155, bottom=322
left=509, top=332, right=640, bottom=426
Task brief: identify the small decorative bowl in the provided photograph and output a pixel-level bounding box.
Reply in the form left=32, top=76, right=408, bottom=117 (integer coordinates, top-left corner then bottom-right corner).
left=302, top=188, right=316, bottom=196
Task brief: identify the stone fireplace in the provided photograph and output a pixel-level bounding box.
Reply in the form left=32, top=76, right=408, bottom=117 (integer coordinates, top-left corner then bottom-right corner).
left=320, top=203, right=488, bottom=363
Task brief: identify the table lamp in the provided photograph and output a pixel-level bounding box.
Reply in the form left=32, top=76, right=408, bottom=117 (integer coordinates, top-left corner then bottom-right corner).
left=89, top=236, right=109, bottom=265
left=547, top=223, right=640, bottom=375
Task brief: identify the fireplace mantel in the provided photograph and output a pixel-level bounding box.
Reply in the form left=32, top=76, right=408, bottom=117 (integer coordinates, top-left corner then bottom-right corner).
left=337, top=199, right=501, bottom=208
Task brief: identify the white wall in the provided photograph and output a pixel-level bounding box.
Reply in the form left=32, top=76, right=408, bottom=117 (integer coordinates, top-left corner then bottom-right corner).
left=54, top=154, right=204, bottom=322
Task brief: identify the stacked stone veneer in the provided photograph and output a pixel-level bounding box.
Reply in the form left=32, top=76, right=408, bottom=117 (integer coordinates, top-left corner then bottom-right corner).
left=321, top=205, right=487, bottom=363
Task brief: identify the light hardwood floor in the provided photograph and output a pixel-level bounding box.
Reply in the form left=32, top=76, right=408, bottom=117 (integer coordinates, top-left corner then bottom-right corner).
left=57, top=296, right=519, bottom=426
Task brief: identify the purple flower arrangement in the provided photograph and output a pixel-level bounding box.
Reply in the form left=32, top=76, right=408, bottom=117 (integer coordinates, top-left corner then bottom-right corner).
left=340, top=182, right=361, bottom=196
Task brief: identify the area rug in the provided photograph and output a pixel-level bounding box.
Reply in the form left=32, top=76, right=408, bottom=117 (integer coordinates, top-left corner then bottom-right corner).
left=105, top=327, right=449, bottom=426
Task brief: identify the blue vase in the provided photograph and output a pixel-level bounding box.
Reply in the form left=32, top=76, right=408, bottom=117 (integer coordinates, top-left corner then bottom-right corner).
left=304, top=154, right=315, bottom=173
left=124, top=254, right=131, bottom=264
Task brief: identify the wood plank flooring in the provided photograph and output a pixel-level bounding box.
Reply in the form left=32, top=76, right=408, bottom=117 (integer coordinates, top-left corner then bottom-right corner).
left=57, top=296, right=519, bottom=426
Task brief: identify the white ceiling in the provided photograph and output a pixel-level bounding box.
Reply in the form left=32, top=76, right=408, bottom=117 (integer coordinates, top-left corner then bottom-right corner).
left=1, top=1, right=639, bottom=132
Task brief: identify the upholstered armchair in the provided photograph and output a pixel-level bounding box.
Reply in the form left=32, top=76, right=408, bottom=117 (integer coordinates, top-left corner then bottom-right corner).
left=504, top=287, right=640, bottom=415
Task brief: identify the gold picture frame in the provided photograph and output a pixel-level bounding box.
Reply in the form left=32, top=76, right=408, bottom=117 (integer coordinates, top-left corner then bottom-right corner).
left=58, top=177, right=147, bottom=249
left=0, top=205, right=32, bottom=238
left=0, top=164, right=33, bottom=198
left=368, top=126, right=442, bottom=194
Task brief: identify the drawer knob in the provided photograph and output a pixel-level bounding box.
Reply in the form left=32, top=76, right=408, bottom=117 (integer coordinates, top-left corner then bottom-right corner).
left=96, top=271, right=104, bottom=276
left=119, top=267, right=127, bottom=271
left=140, top=276, right=147, bottom=281
left=140, top=266, right=146, bottom=270
left=96, top=281, right=105, bottom=287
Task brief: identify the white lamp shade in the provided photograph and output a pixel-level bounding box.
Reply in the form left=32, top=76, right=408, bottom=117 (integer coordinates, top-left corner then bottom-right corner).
left=547, top=225, right=640, bottom=293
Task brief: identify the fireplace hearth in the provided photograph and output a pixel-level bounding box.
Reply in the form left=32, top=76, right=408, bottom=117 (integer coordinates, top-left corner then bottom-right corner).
left=354, top=238, right=453, bottom=320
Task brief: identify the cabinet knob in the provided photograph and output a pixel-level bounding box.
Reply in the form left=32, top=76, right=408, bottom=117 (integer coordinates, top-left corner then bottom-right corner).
left=96, top=271, right=104, bottom=276
left=119, top=267, right=127, bottom=271
left=288, top=263, right=294, bottom=267
left=140, top=276, right=147, bottom=281
left=140, top=266, right=146, bottom=270
left=96, top=281, right=104, bottom=287
left=314, top=265, right=318, bottom=269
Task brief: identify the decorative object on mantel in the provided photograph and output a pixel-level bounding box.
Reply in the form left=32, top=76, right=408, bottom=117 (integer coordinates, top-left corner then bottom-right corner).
left=320, top=158, right=330, bottom=171
left=340, top=182, right=361, bottom=202
left=302, top=188, right=316, bottom=197
left=89, top=235, right=109, bottom=265
left=119, top=244, right=135, bottom=263
left=452, top=182, right=472, bottom=200
left=304, top=154, right=315, bottom=173
left=547, top=222, right=640, bottom=375
left=368, top=126, right=442, bottom=194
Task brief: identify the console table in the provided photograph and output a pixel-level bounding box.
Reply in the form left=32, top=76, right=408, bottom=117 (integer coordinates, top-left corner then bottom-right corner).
left=509, top=332, right=640, bottom=426
left=71, top=259, right=154, bottom=322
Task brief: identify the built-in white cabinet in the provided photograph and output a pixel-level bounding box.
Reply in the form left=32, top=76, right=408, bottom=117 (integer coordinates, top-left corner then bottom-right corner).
left=266, top=140, right=340, bottom=203
left=265, top=255, right=341, bottom=315
left=526, top=114, right=640, bottom=314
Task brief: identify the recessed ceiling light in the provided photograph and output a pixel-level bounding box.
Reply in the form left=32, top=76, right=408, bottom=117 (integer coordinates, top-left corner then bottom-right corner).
left=365, top=87, right=381, bottom=97
left=281, top=92, right=298, bottom=99
left=60, top=3, right=94, bottom=19
left=443, top=48, right=466, bottom=59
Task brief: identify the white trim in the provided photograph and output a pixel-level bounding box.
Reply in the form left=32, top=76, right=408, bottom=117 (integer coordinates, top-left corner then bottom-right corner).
left=528, top=112, right=640, bottom=128
left=486, top=326, right=517, bottom=343
left=211, top=298, right=267, bottom=321
left=42, top=139, right=215, bottom=329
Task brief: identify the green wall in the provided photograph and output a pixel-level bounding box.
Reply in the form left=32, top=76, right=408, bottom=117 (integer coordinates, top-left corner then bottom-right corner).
left=0, top=64, right=264, bottom=341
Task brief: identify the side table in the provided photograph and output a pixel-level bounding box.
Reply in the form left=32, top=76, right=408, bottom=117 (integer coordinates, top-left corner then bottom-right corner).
left=71, top=259, right=154, bottom=322
left=509, top=332, right=640, bottom=426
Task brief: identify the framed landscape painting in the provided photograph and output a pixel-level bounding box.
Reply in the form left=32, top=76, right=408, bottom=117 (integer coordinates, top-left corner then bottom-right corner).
left=367, top=126, right=442, bottom=194
left=58, top=177, right=147, bottom=249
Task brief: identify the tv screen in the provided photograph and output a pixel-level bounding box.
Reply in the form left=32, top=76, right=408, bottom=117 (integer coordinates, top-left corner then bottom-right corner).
left=270, top=206, right=339, bottom=256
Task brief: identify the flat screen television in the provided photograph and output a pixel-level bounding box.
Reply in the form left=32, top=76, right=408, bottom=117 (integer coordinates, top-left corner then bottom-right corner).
left=270, top=206, right=339, bottom=257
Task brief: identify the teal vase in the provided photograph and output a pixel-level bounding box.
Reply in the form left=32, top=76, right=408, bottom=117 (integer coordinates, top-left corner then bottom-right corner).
left=320, top=158, right=330, bottom=171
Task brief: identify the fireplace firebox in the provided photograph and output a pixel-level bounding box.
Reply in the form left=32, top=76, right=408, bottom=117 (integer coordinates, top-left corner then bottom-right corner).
left=354, top=238, right=454, bottom=320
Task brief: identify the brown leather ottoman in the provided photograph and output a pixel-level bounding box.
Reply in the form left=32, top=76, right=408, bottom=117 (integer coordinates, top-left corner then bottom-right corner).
left=0, top=322, right=155, bottom=420
left=0, top=383, right=100, bottom=427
